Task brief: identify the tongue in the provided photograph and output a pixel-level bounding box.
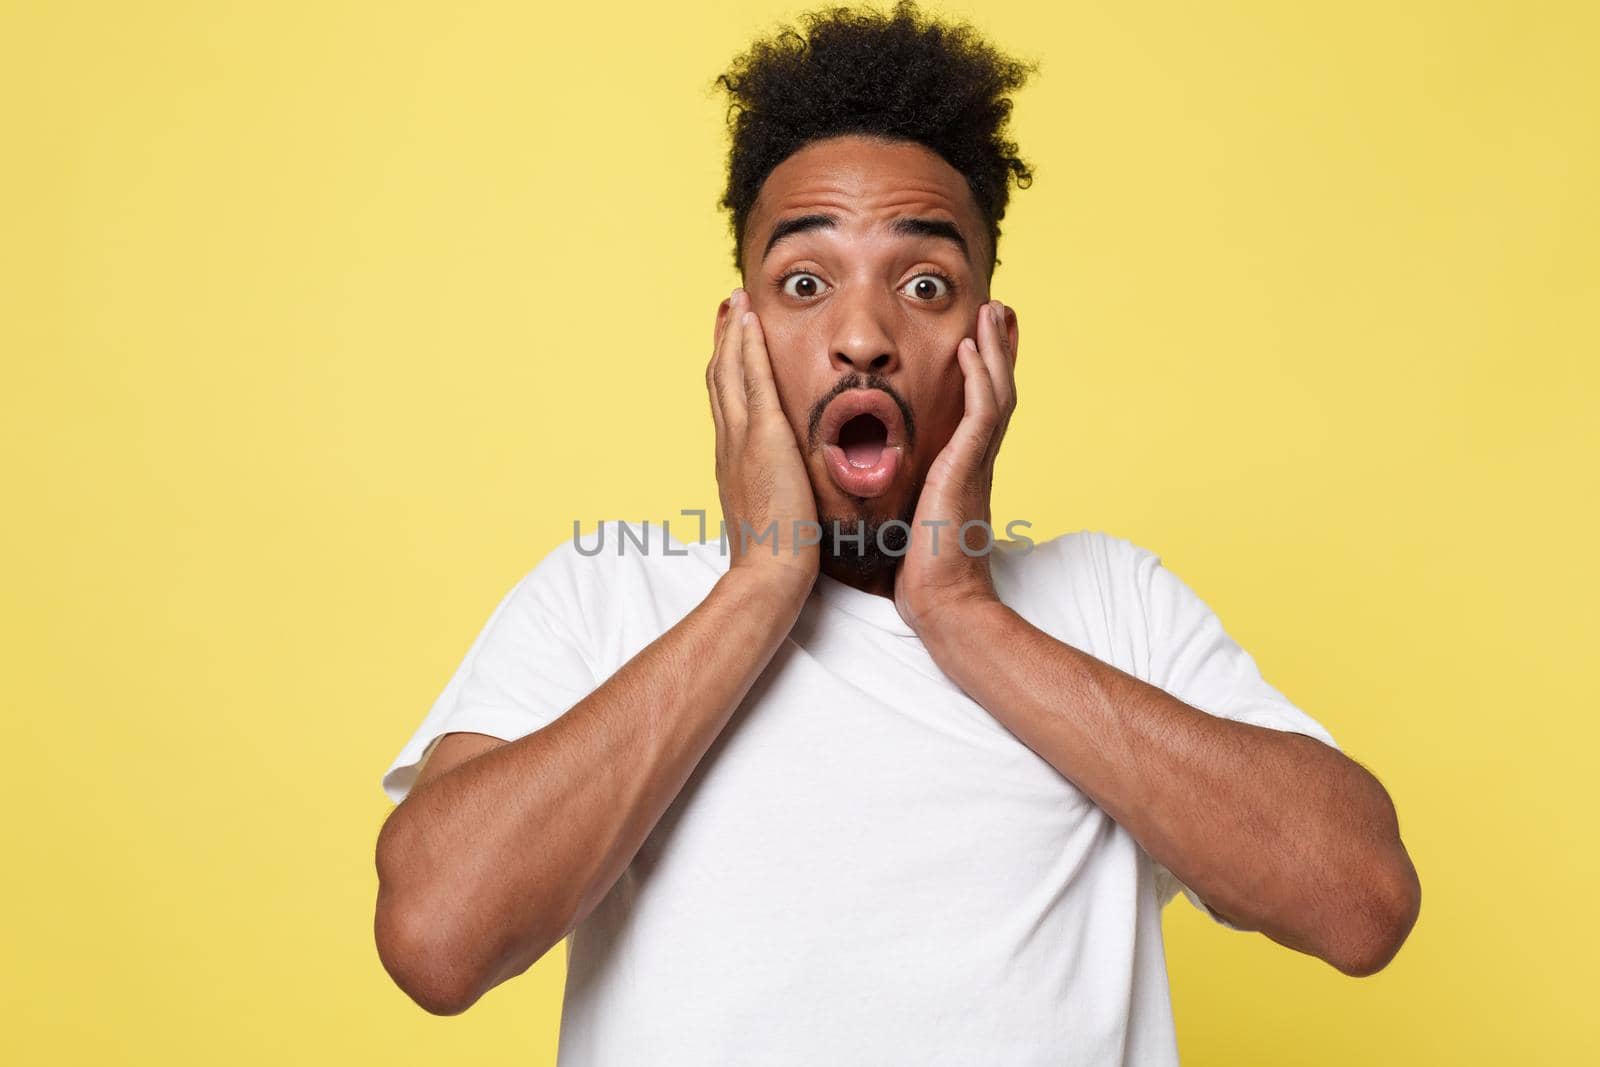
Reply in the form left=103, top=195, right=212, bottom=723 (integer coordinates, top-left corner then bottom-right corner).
left=838, top=415, right=888, bottom=467
left=843, top=439, right=885, bottom=467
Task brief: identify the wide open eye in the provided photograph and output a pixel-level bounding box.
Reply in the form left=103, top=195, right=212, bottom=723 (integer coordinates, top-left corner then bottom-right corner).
left=901, top=273, right=952, bottom=301
left=780, top=271, right=829, bottom=299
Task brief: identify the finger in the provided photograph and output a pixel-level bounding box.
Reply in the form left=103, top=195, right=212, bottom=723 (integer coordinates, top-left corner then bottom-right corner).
left=950, top=336, right=1001, bottom=466
left=707, top=294, right=737, bottom=441
left=706, top=362, right=726, bottom=450
left=737, top=305, right=780, bottom=420
left=712, top=292, right=735, bottom=352
left=923, top=337, right=1001, bottom=513
left=975, top=302, right=1018, bottom=472
left=719, top=290, right=749, bottom=431
left=976, top=300, right=1016, bottom=415
left=726, top=294, right=748, bottom=428
left=708, top=302, right=743, bottom=449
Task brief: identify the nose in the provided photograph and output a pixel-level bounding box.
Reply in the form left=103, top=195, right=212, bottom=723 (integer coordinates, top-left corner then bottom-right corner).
left=827, top=287, right=900, bottom=376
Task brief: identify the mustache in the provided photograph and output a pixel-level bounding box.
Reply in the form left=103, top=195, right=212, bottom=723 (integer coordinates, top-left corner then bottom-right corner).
left=805, top=372, right=917, bottom=451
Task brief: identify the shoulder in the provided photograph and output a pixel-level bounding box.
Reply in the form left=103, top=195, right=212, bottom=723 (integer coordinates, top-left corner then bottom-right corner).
left=506, top=519, right=656, bottom=622
left=992, top=527, right=1169, bottom=669
left=523, top=521, right=616, bottom=589
left=1007, top=527, right=1162, bottom=586
left=556, top=516, right=728, bottom=612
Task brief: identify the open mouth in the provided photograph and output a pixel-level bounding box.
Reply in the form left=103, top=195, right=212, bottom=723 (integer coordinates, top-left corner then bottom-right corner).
left=838, top=413, right=889, bottom=468
left=819, top=389, right=905, bottom=499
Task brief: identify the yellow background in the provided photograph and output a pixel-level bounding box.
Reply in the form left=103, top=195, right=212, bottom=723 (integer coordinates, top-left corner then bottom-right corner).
left=4, top=0, right=1595, bottom=1062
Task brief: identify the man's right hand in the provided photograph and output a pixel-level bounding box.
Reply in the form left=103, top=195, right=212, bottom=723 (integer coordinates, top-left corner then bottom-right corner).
left=707, top=287, right=819, bottom=599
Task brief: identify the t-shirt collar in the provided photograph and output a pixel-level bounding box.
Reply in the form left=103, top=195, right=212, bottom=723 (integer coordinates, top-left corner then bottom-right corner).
left=812, top=571, right=918, bottom=638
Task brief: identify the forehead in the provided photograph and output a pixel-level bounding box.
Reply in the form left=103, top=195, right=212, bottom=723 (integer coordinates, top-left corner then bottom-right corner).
left=745, top=135, right=986, bottom=266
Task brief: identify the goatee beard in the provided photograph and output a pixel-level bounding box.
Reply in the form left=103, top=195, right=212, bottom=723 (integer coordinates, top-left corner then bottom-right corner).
left=817, top=490, right=920, bottom=584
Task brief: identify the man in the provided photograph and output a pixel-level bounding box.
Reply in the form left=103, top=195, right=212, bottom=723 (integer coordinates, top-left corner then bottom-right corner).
left=373, top=3, right=1421, bottom=1063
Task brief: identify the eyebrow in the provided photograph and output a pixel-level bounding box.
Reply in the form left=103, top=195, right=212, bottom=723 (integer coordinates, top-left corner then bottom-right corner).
left=760, top=213, right=970, bottom=262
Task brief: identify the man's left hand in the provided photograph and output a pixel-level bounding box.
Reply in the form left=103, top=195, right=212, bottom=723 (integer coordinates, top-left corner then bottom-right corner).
left=894, top=298, right=1019, bottom=637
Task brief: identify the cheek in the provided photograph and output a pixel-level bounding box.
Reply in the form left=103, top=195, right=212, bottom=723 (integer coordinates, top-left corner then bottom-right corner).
left=757, top=329, right=814, bottom=437
left=927, top=379, right=968, bottom=435
left=909, top=343, right=971, bottom=445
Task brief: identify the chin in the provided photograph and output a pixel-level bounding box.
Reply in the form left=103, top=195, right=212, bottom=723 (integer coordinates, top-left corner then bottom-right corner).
left=812, top=478, right=922, bottom=570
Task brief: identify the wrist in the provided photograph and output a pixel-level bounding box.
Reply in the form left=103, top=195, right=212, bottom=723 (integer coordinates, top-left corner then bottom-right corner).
left=914, top=591, right=1012, bottom=659
left=718, top=559, right=816, bottom=619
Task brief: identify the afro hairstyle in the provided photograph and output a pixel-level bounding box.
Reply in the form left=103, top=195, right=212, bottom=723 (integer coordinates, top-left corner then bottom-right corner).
left=714, top=0, right=1037, bottom=279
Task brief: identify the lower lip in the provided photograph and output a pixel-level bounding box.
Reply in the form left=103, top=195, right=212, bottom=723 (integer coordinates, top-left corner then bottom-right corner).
left=823, top=443, right=900, bottom=498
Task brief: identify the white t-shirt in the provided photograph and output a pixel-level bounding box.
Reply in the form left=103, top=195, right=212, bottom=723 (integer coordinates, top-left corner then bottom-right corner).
left=381, top=522, right=1339, bottom=1066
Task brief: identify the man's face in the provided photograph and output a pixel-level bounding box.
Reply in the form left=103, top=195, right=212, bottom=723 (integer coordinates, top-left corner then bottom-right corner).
left=717, top=134, right=1014, bottom=564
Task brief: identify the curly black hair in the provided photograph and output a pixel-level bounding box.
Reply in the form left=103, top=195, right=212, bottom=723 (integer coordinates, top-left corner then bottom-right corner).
left=714, top=0, right=1036, bottom=280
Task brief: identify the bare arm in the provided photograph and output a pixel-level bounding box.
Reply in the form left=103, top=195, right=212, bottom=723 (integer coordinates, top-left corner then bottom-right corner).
left=888, top=300, right=1418, bottom=976
left=918, top=599, right=1422, bottom=977
left=374, top=286, right=819, bottom=1015
left=374, top=566, right=808, bottom=1015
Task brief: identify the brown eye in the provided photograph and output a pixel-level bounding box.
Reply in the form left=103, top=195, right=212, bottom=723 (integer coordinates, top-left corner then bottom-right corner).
left=781, top=272, right=827, bottom=299
left=903, top=274, right=951, bottom=301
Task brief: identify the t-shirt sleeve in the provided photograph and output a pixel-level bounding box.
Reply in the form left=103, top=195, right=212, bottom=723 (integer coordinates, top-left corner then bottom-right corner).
left=1124, top=536, right=1341, bottom=930
left=379, top=540, right=601, bottom=804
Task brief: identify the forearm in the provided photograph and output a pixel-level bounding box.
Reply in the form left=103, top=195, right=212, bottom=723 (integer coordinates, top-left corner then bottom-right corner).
left=922, top=600, right=1420, bottom=975
left=375, top=567, right=807, bottom=1011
